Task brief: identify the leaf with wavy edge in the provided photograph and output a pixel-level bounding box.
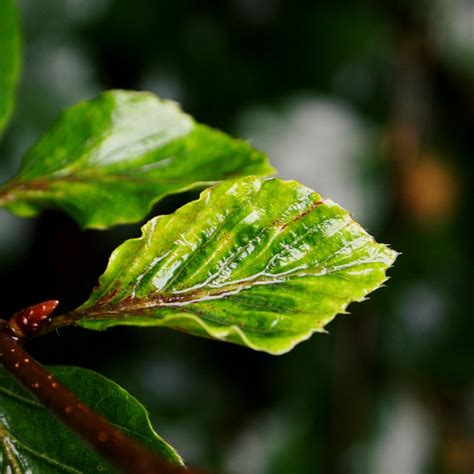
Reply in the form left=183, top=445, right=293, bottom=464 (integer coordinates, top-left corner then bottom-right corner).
left=66, top=177, right=397, bottom=354
left=0, top=366, right=183, bottom=473
left=0, top=90, right=273, bottom=228
left=0, top=0, right=21, bottom=135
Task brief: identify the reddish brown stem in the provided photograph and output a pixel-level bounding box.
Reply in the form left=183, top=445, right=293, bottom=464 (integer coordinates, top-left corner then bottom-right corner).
left=0, top=319, right=190, bottom=474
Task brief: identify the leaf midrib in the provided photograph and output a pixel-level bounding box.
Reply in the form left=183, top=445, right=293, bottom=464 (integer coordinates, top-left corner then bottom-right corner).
left=0, top=421, right=22, bottom=474
left=8, top=173, right=203, bottom=191
left=0, top=420, right=82, bottom=473
left=78, top=256, right=376, bottom=334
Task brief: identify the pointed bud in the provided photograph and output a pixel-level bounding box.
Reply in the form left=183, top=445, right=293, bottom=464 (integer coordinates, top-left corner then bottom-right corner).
left=9, top=300, right=59, bottom=339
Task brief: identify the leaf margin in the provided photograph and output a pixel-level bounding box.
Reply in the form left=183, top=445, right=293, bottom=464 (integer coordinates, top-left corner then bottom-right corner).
left=0, top=0, right=21, bottom=136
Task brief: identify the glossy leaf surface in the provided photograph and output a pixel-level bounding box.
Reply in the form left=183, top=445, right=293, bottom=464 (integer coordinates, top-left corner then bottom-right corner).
left=74, top=177, right=397, bottom=354
left=0, top=366, right=183, bottom=473
left=0, top=90, right=273, bottom=228
left=0, top=0, right=20, bottom=135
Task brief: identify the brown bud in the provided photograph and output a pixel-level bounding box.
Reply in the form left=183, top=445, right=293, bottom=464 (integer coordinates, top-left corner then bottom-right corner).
left=9, top=301, right=59, bottom=339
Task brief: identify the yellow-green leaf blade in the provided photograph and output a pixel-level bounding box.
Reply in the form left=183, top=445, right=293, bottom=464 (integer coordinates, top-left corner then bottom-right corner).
left=0, top=366, right=183, bottom=473
left=0, top=90, right=273, bottom=228
left=74, top=177, right=397, bottom=355
left=0, top=0, right=21, bottom=135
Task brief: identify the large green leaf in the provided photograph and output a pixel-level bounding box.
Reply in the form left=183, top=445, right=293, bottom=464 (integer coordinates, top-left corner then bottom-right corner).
left=0, top=90, right=273, bottom=228
left=0, top=366, right=183, bottom=473
left=0, top=0, right=21, bottom=135
left=70, top=177, right=397, bottom=355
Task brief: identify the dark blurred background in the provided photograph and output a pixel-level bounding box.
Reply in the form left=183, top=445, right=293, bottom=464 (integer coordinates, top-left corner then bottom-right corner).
left=0, top=0, right=473, bottom=472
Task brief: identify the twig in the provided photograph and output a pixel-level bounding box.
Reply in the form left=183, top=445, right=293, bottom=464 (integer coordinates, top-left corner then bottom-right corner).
left=0, top=302, right=193, bottom=474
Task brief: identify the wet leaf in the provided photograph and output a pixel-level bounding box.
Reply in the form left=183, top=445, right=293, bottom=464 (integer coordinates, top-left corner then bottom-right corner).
left=0, top=366, right=183, bottom=473
left=73, top=177, right=397, bottom=354
left=0, top=0, right=21, bottom=135
left=0, top=90, right=273, bottom=228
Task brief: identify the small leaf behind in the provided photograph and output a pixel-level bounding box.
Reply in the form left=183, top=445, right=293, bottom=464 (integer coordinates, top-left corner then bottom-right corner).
left=74, top=177, right=397, bottom=354
left=0, top=90, right=273, bottom=228
left=0, top=366, right=183, bottom=473
left=0, top=0, right=21, bottom=135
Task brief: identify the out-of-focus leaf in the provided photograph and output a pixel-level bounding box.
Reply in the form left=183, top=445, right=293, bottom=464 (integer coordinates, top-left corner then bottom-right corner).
left=71, top=177, right=397, bottom=354
left=0, top=0, right=20, bottom=135
left=0, top=90, right=273, bottom=228
left=0, top=366, right=183, bottom=473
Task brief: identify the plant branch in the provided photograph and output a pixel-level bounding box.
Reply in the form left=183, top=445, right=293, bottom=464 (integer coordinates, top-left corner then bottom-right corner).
left=0, top=315, right=194, bottom=474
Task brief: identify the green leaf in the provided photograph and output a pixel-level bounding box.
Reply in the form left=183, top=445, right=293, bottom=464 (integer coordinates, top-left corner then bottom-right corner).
left=0, top=366, right=183, bottom=473
left=72, top=177, right=397, bottom=355
left=0, top=90, right=273, bottom=228
left=0, top=0, right=21, bottom=135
